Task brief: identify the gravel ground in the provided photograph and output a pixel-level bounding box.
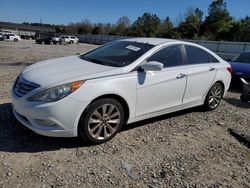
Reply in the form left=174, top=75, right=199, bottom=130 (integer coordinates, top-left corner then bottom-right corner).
left=0, top=40, right=249, bottom=188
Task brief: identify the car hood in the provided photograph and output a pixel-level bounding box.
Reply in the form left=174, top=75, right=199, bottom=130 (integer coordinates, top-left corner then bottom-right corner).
left=21, top=56, right=123, bottom=88
left=230, top=62, right=250, bottom=76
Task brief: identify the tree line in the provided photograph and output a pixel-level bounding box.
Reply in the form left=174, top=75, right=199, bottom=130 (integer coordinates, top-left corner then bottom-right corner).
left=26, top=0, right=250, bottom=42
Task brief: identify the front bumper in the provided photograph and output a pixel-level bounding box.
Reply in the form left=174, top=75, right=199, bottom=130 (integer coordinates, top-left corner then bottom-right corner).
left=11, top=90, right=89, bottom=137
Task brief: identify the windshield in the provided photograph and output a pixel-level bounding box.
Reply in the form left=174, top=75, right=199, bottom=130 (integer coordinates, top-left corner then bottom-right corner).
left=232, top=52, right=250, bottom=64
left=80, top=41, right=155, bottom=67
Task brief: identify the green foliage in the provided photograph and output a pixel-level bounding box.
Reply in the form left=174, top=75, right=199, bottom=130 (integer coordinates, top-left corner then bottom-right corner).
left=55, top=26, right=66, bottom=34
left=178, top=8, right=204, bottom=39
left=132, top=13, right=161, bottom=37
left=158, top=17, right=174, bottom=38
left=204, top=0, right=234, bottom=40
left=21, top=0, right=250, bottom=42
left=238, top=16, right=250, bottom=42
left=110, top=16, right=130, bottom=36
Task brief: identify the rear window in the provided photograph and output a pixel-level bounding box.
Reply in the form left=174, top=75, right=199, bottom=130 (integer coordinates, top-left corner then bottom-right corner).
left=185, top=45, right=218, bottom=64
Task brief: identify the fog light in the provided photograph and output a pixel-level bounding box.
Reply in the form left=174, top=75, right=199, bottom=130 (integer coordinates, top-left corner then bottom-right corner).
left=35, top=119, right=57, bottom=126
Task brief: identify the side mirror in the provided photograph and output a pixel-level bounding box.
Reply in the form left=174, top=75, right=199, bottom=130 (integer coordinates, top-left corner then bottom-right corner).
left=141, top=61, right=163, bottom=71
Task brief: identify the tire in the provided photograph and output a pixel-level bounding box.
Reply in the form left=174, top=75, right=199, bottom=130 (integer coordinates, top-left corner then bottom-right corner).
left=70, top=40, right=74, bottom=44
left=41, top=41, right=45, bottom=45
left=204, top=82, right=224, bottom=111
left=240, top=94, right=249, bottom=103
left=14, top=38, right=18, bottom=42
left=78, top=98, right=125, bottom=144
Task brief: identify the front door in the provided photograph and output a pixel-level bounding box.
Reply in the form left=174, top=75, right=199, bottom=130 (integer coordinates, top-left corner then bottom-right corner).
left=136, top=45, right=187, bottom=116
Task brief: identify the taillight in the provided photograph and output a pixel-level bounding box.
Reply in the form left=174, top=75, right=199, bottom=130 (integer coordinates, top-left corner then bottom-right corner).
left=227, top=67, right=233, bottom=73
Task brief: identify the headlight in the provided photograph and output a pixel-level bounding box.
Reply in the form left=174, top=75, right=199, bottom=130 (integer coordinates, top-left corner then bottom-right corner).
left=27, top=80, right=84, bottom=102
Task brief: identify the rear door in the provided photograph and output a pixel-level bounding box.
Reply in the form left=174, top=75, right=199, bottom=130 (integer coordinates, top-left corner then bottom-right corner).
left=183, top=45, right=219, bottom=104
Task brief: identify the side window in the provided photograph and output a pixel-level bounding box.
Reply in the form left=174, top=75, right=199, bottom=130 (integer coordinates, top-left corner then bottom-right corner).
left=208, top=54, right=219, bottom=63
left=148, top=46, right=182, bottom=68
left=185, top=46, right=210, bottom=64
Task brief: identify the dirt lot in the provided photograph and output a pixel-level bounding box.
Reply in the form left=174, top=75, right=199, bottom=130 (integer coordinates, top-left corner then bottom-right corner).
left=0, top=40, right=249, bottom=188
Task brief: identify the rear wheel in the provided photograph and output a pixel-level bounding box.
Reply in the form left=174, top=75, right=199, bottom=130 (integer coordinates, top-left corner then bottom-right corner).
left=78, top=98, right=124, bottom=144
left=14, top=38, right=18, bottom=42
left=204, top=83, right=223, bottom=111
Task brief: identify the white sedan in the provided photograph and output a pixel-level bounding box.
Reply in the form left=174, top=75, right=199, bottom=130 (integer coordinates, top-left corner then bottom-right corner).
left=2, top=33, right=21, bottom=42
left=11, top=38, right=231, bottom=143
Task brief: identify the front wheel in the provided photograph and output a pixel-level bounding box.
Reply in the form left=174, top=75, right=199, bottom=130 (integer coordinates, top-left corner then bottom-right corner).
left=78, top=98, right=124, bottom=144
left=204, top=83, right=223, bottom=111
left=14, top=38, right=18, bottom=42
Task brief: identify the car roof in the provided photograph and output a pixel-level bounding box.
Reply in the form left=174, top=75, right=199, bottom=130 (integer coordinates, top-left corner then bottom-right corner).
left=121, top=37, right=180, bottom=45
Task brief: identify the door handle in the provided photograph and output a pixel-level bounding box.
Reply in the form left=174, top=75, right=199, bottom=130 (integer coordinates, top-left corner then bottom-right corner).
left=176, top=73, right=186, bottom=79
left=209, top=67, right=216, bottom=71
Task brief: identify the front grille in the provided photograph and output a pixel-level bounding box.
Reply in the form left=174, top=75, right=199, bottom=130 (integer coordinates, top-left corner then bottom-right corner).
left=14, top=76, right=40, bottom=97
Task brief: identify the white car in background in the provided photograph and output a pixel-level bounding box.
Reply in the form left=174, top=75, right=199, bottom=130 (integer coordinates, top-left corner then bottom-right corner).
left=51, top=36, right=60, bottom=44
left=2, top=33, right=22, bottom=42
left=0, top=30, right=14, bottom=40
left=0, top=29, right=13, bottom=36
left=11, top=38, right=231, bottom=144
left=59, top=35, right=78, bottom=44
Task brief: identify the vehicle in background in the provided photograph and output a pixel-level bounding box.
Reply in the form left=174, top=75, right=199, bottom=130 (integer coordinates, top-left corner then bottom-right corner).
left=51, top=36, right=60, bottom=44
left=240, top=78, right=250, bottom=102
left=35, top=37, right=53, bottom=44
left=0, top=29, right=13, bottom=35
left=0, top=30, right=14, bottom=40
left=1, top=33, right=21, bottom=42
left=229, top=51, right=250, bottom=87
left=59, top=35, right=78, bottom=44
left=0, top=33, right=3, bottom=40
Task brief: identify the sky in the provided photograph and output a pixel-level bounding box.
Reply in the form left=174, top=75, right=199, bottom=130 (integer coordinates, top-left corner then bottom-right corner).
left=0, top=0, right=249, bottom=25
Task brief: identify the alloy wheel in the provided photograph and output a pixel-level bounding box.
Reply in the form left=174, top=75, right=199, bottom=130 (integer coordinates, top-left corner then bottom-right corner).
left=208, top=84, right=223, bottom=109
left=88, top=104, right=121, bottom=140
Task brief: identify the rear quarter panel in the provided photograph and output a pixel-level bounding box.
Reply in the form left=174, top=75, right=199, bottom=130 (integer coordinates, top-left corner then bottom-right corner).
left=214, top=62, right=231, bottom=96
